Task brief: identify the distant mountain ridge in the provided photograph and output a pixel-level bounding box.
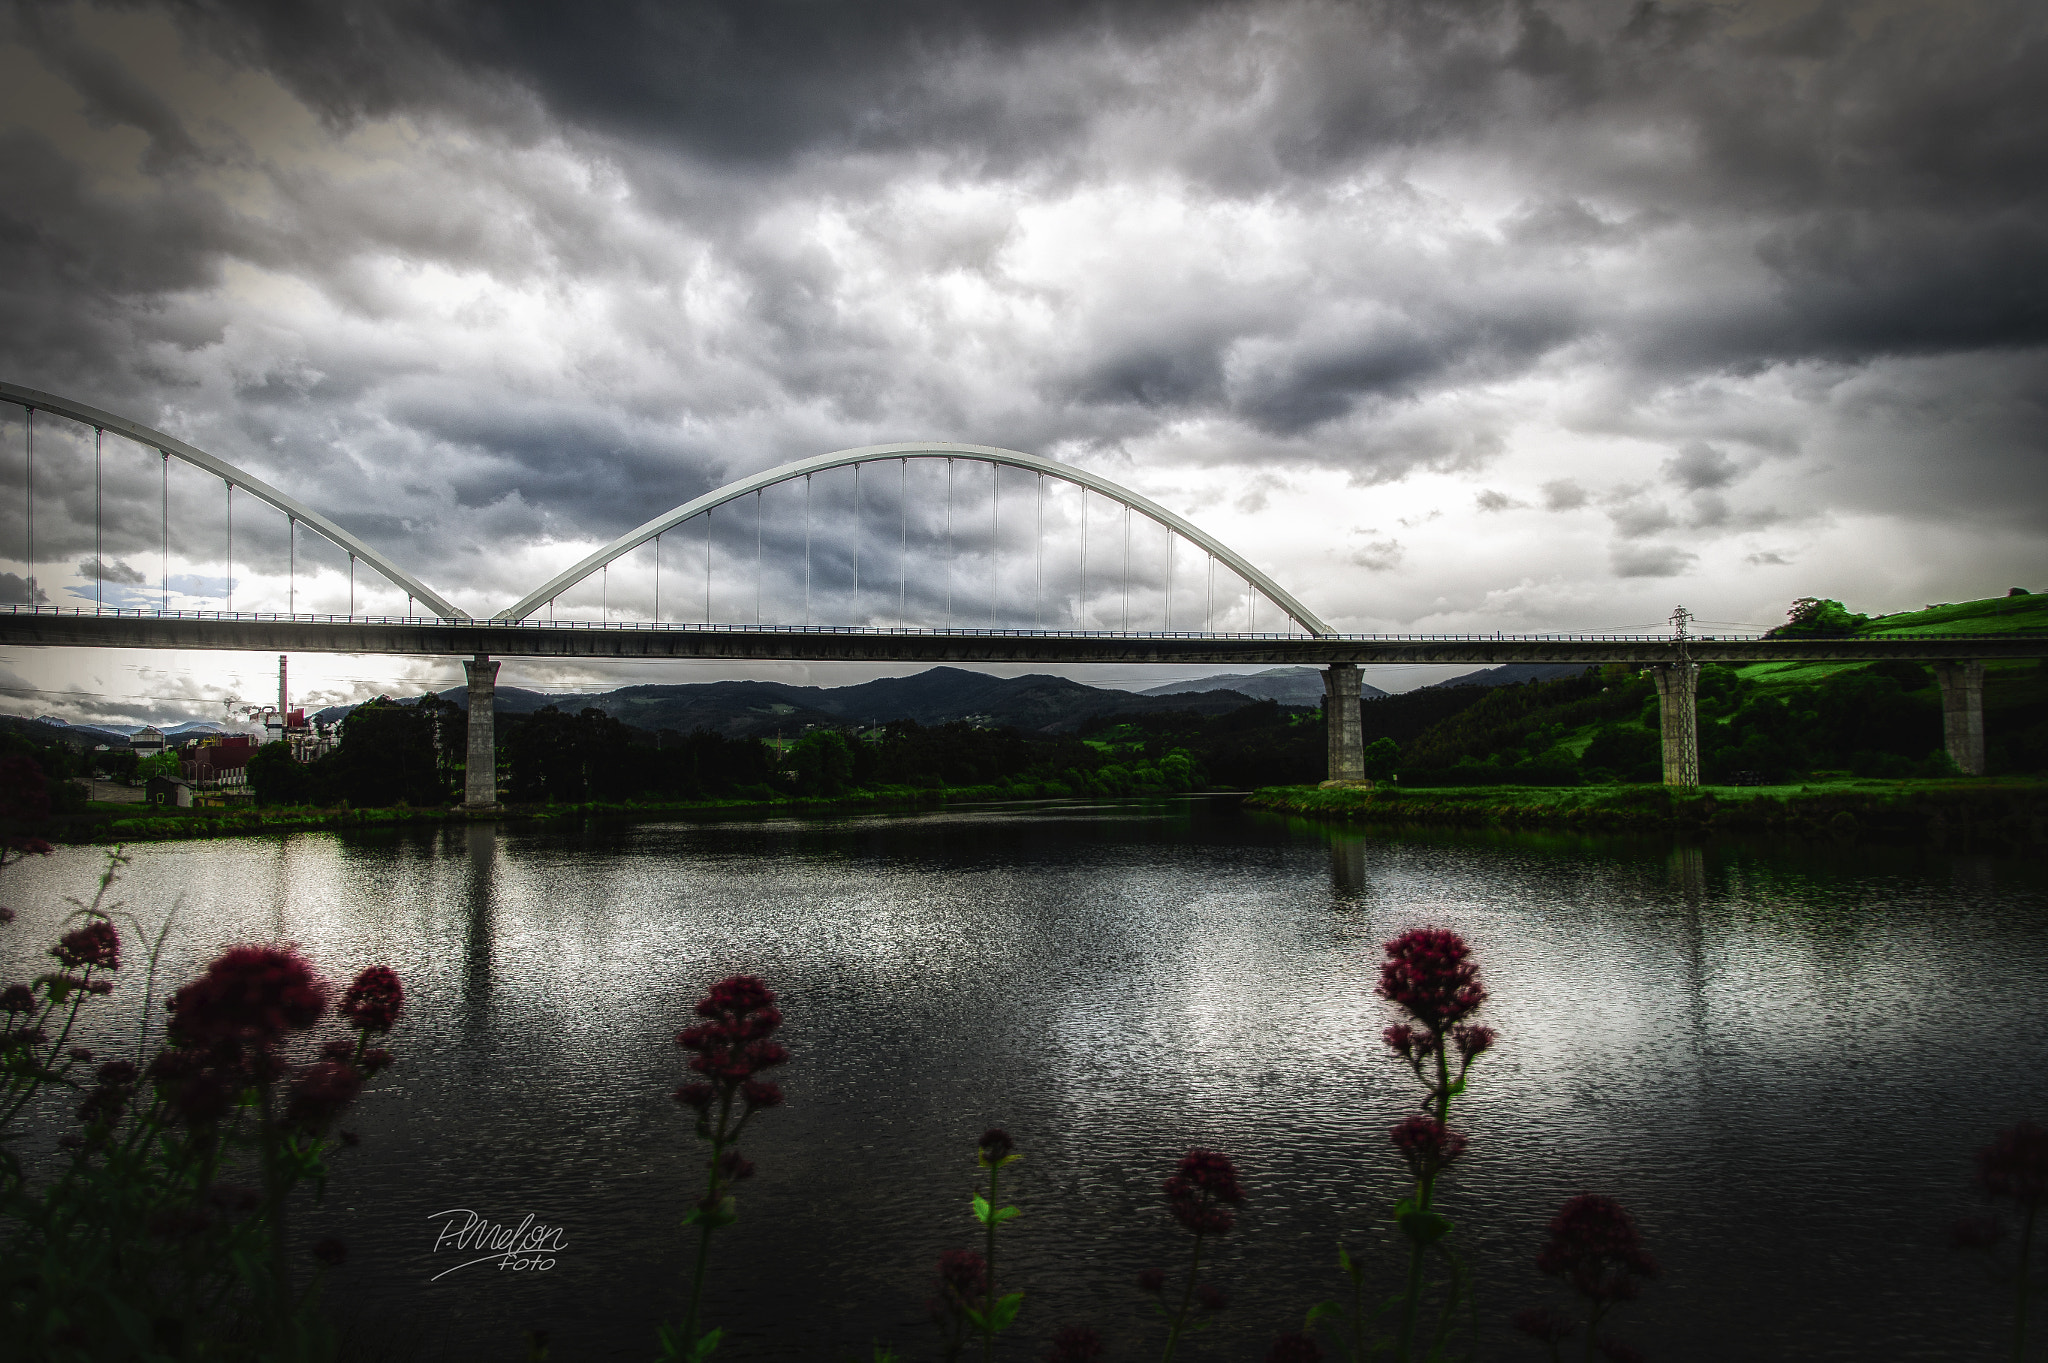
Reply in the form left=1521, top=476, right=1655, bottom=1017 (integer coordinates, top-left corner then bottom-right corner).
left=1140, top=667, right=1387, bottom=705
left=309, top=666, right=1305, bottom=739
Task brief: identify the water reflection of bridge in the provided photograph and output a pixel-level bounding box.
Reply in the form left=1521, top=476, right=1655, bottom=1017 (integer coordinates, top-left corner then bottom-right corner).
left=4, top=381, right=2037, bottom=796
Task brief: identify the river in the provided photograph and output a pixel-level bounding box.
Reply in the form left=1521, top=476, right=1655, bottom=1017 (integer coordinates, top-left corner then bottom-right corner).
left=5, top=797, right=2044, bottom=1361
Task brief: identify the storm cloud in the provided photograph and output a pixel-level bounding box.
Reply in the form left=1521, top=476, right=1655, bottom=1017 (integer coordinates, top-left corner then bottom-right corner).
left=0, top=0, right=2043, bottom=691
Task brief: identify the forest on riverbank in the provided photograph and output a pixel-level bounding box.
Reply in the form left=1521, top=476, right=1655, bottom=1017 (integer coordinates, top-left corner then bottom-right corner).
left=3, top=593, right=2041, bottom=846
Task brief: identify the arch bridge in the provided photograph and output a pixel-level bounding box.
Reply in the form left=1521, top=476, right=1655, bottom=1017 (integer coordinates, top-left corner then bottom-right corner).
left=1, top=383, right=2036, bottom=798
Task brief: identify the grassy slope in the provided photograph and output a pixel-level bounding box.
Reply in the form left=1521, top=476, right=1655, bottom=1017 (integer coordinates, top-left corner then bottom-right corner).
left=1247, top=777, right=2048, bottom=849
left=1738, top=592, right=2047, bottom=688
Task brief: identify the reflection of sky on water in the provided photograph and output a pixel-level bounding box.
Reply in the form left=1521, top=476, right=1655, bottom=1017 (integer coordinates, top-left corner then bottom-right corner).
left=3, top=803, right=2043, bottom=1361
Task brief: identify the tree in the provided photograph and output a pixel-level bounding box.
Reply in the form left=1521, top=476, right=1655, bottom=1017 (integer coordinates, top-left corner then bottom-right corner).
left=135, top=751, right=181, bottom=782
left=1361, top=736, right=1401, bottom=783
left=316, top=697, right=448, bottom=806
left=1766, top=597, right=1868, bottom=639
left=784, top=730, right=855, bottom=796
left=246, top=741, right=314, bottom=806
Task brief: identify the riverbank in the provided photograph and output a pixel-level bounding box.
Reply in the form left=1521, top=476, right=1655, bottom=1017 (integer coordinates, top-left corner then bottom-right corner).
left=47, top=780, right=1077, bottom=844
left=1247, top=776, right=2048, bottom=850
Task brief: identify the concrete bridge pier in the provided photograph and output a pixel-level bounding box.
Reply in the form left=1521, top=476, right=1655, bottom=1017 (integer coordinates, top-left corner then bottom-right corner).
left=1934, top=661, right=1986, bottom=775
left=1652, top=663, right=1700, bottom=787
left=464, top=653, right=500, bottom=809
left=1322, top=663, right=1365, bottom=785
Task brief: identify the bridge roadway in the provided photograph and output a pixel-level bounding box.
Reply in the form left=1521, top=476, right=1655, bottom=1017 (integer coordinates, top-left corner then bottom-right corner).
left=5, top=607, right=2041, bottom=796
left=3, top=606, right=2040, bottom=666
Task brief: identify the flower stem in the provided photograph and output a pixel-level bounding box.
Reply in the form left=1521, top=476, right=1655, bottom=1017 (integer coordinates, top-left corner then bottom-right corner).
left=1161, top=1233, right=1205, bottom=1363
left=983, top=1162, right=1000, bottom=1363
left=2016, top=1200, right=2036, bottom=1363
left=681, top=1091, right=734, bottom=1348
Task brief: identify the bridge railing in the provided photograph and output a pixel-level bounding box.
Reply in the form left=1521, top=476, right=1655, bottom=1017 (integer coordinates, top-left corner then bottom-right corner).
left=6, top=603, right=2039, bottom=645
left=0, top=602, right=1752, bottom=641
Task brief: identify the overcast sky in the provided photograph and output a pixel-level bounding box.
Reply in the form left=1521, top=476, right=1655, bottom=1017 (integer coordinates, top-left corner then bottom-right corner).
left=2, top=0, right=2043, bottom=725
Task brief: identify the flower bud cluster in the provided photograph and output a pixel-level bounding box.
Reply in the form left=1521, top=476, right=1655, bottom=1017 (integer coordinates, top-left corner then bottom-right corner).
left=1534, top=1193, right=1659, bottom=1305
left=1163, top=1148, right=1245, bottom=1237
left=673, top=974, right=789, bottom=1114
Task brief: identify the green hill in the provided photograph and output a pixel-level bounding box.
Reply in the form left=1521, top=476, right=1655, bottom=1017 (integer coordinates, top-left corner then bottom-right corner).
left=1373, top=593, right=2048, bottom=786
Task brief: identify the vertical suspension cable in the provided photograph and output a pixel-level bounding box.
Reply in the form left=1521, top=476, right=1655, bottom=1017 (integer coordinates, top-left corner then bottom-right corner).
left=93, top=427, right=103, bottom=611
left=852, top=463, right=861, bottom=622
left=754, top=488, right=763, bottom=626
left=1122, top=504, right=1131, bottom=633
left=1206, top=554, right=1214, bottom=632
left=225, top=480, right=233, bottom=612
left=348, top=554, right=355, bottom=616
left=899, top=458, right=907, bottom=628
left=160, top=450, right=168, bottom=613
left=288, top=516, right=296, bottom=614
left=705, top=508, right=712, bottom=625
left=654, top=531, right=662, bottom=624
left=1165, top=532, right=1174, bottom=630
left=23, top=406, right=31, bottom=604
left=602, top=563, right=608, bottom=619
left=945, top=459, right=954, bottom=628
left=803, top=472, right=812, bottom=627
left=989, top=462, right=997, bottom=627
left=1079, top=486, right=1088, bottom=630
left=1034, top=473, right=1042, bottom=630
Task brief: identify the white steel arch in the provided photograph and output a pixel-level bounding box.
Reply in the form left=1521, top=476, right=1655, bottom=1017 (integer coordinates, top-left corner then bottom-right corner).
left=1, top=382, right=465, bottom=619
left=497, top=441, right=1333, bottom=635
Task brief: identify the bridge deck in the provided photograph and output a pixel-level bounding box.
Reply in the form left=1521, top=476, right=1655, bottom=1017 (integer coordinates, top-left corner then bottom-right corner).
left=4, top=607, right=2041, bottom=665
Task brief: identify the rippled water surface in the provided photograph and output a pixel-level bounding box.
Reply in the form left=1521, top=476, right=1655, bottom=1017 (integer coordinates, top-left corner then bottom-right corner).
left=6, top=798, right=2045, bottom=1361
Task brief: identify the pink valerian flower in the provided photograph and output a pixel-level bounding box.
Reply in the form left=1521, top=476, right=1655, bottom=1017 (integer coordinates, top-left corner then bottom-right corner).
left=1452, top=1024, right=1496, bottom=1066
left=1163, top=1148, right=1246, bottom=1236
left=1266, top=1333, right=1324, bottom=1363
left=1043, top=1326, right=1105, bottom=1362
left=718, top=1150, right=755, bottom=1181
left=1195, top=1283, right=1228, bottom=1312
left=675, top=974, right=789, bottom=1090
left=53, top=919, right=120, bottom=971
left=1535, top=1195, right=1659, bottom=1305
left=1389, top=1114, right=1468, bottom=1179
left=930, top=1247, right=989, bottom=1329
left=1377, top=928, right=1487, bottom=1033
left=311, top=1238, right=348, bottom=1267
left=1512, top=1306, right=1577, bottom=1345
left=1976, top=1121, right=2048, bottom=1209
left=1135, top=1267, right=1166, bottom=1295
left=1382, top=1023, right=1428, bottom=1071
left=166, top=945, right=329, bottom=1047
left=0, top=984, right=33, bottom=1013
left=285, top=1059, right=365, bottom=1132
left=979, top=1127, right=1017, bottom=1166
left=339, top=966, right=404, bottom=1034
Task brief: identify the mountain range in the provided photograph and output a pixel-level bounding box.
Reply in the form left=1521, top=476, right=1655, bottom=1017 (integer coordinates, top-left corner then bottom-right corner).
left=6, top=662, right=1588, bottom=750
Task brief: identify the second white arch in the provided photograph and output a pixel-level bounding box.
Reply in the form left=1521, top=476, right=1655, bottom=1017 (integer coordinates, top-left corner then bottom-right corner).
left=495, top=442, right=1333, bottom=636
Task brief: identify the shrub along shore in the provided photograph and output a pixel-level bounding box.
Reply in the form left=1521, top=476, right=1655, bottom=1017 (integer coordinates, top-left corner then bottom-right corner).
left=49, top=778, right=1141, bottom=845
left=1247, top=776, right=2048, bottom=851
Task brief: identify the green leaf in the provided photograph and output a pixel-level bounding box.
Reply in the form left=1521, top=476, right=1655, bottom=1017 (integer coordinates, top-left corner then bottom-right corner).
left=995, top=1204, right=1020, bottom=1223
left=1305, top=1301, right=1344, bottom=1327
left=989, top=1291, right=1025, bottom=1332
left=972, top=1193, right=993, bottom=1225
left=1397, top=1209, right=1454, bottom=1248
left=1337, top=1241, right=1355, bottom=1275
left=688, top=1326, right=724, bottom=1362
left=1447, top=1075, right=1467, bottom=1098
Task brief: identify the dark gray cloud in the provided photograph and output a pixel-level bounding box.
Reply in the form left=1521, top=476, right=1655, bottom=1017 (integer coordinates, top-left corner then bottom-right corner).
left=0, top=0, right=2042, bottom=637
